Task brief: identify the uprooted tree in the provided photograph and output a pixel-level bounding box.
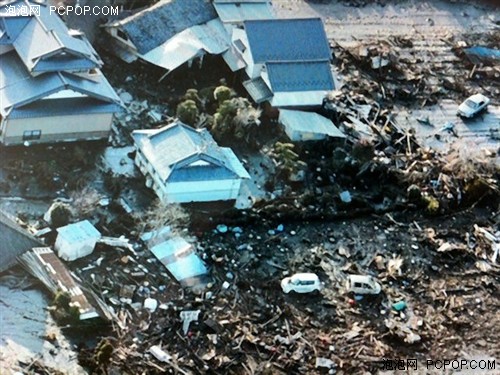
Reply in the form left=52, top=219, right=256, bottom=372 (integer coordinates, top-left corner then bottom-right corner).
left=136, top=200, right=190, bottom=242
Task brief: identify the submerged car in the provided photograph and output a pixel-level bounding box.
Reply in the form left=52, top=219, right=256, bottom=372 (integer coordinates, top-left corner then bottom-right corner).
left=457, top=94, right=490, bottom=118
left=281, top=273, right=322, bottom=294
left=346, top=275, right=382, bottom=295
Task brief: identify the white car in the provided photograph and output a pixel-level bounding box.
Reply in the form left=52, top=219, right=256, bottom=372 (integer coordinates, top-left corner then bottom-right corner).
left=281, top=273, right=322, bottom=294
left=346, top=275, right=382, bottom=295
left=457, top=94, right=490, bottom=118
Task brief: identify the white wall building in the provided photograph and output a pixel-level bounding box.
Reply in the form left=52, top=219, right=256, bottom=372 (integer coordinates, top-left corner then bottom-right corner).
left=132, top=122, right=250, bottom=204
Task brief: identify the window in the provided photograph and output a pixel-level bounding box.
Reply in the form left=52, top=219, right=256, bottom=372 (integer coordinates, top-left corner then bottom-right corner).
left=23, top=130, right=41, bottom=141
left=117, top=29, right=128, bottom=41
left=234, top=39, right=246, bottom=53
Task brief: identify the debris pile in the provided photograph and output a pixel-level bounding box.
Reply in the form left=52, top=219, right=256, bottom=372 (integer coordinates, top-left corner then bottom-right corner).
left=66, top=210, right=500, bottom=374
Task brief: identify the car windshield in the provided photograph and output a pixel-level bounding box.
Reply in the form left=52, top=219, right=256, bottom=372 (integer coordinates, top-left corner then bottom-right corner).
left=465, top=99, right=477, bottom=108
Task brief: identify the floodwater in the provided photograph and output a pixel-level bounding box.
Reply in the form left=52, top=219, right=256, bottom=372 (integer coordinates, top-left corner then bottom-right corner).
left=0, top=273, right=86, bottom=374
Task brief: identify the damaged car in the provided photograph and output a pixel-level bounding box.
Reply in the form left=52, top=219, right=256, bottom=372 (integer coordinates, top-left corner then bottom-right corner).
left=346, top=275, right=382, bottom=295
left=457, top=94, right=490, bottom=118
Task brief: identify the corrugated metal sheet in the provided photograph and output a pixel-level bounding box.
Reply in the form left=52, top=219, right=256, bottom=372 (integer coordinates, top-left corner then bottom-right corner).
left=214, top=2, right=274, bottom=23
left=270, top=91, right=327, bottom=107
left=279, top=109, right=345, bottom=141
left=150, top=237, right=208, bottom=288
left=140, top=18, right=230, bottom=72
left=243, top=77, right=273, bottom=103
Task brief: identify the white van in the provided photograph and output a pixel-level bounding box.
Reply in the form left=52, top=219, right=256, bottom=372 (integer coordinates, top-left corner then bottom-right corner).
left=281, top=273, right=322, bottom=294
left=346, top=275, right=382, bottom=295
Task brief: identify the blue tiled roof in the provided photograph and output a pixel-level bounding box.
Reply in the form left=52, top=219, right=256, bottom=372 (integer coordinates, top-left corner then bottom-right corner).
left=132, top=122, right=249, bottom=182
left=267, top=61, right=335, bottom=92
left=33, top=54, right=99, bottom=73
left=244, top=18, right=331, bottom=63
left=9, top=98, right=122, bottom=119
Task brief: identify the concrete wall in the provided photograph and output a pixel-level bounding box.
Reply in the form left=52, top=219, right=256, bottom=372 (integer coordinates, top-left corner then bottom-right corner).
left=1, top=113, right=114, bottom=145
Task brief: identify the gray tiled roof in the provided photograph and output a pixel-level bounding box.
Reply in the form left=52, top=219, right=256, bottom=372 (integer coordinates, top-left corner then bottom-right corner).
left=132, top=122, right=249, bottom=182
left=0, top=210, right=43, bottom=273
left=115, top=0, right=217, bottom=55
left=0, top=0, right=101, bottom=72
left=244, top=18, right=331, bottom=63
left=0, top=51, right=121, bottom=116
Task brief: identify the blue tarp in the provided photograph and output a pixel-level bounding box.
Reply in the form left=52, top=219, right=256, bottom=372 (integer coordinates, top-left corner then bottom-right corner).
left=464, top=46, right=500, bottom=62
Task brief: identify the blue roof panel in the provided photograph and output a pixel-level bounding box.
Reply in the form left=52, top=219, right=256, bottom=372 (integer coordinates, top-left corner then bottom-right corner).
left=244, top=18, right=330, bottom=63
left=9, top=98, right=121, bottom=119
left=267, top=61, right=335, bottom=92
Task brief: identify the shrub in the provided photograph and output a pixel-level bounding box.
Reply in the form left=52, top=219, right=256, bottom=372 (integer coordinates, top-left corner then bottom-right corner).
left=50, top=202, right=72, bottom=228
left=213, top=85, right=233, bottom=104
left=176, top=99, right=199, bottom=125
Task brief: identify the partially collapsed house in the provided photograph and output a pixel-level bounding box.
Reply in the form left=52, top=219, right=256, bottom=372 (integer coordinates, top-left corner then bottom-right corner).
left=18, top=247, right=100, bottom=320
left=0, top=0, right=122, bottom=145
left=230, top=18, right=335, bottom=107
left=132, top=122, right=250, bottom=203
left=104, top=0, right=231, bottom=75
left=0, top=209, right=43, bottom=272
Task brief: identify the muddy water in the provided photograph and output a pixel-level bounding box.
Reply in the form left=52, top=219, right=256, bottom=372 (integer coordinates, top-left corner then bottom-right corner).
left=0, top=274, right=87, bottom=374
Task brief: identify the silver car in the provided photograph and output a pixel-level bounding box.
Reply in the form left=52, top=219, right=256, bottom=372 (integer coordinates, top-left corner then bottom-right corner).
left=457, top=94, right=490, bottom=118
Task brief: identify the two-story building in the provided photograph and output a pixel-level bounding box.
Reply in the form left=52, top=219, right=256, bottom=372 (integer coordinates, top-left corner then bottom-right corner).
left=0, top=0, right=121, bottom=145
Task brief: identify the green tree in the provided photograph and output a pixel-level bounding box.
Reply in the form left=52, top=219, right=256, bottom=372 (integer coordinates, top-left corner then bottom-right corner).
left=182, top=89, right=202, bottom=109
left=94, top=339, right=114, bottom=369
left=212, top=97, right=261, bottom=145
left=49, top=202, right=72, bottom=228
left=213, top=85, right=234, bottom=104
left=176, top=99, right=199, bottom=126
left=271, top=142, right=307, bottom=180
